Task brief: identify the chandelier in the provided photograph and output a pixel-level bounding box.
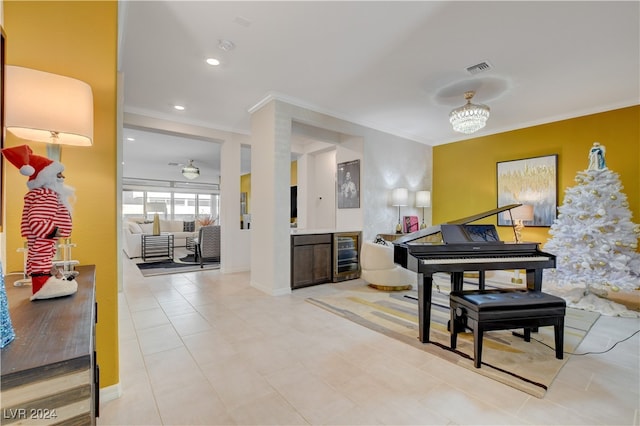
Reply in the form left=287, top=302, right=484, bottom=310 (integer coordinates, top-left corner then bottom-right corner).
left=449, top=91, right=490, bottom=134
left=181, top=160, right=200, bottom=179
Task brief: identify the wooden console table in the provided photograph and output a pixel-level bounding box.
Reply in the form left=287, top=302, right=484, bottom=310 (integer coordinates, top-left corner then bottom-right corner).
left=1, top=265, right=98, bottom=425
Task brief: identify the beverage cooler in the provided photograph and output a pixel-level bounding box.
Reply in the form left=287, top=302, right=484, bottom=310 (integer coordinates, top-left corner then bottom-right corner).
left=333, top=231, right=361, bottom=282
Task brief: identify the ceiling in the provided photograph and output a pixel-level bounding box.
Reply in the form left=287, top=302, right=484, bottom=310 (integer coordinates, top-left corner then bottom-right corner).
left=119, top=1, right=639, bottom=185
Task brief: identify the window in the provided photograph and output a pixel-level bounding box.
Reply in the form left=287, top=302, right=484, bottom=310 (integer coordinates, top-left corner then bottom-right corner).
left=122, top=190, right=219, bottom=222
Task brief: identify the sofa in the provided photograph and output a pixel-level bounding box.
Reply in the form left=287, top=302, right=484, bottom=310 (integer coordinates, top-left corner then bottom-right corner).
left=123, top=218, right=197, bottom=259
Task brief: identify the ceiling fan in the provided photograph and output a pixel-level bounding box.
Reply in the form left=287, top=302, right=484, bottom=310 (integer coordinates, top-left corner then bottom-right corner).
left=168, top=159, right=200, bottom=179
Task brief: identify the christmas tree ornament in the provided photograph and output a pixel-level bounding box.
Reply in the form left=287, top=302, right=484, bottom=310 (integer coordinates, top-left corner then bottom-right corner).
left=611, top=195, right=617, bottom=200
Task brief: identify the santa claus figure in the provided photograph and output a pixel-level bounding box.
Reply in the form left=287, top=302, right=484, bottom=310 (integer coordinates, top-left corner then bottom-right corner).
left=1, top=145, right=77, bottom=301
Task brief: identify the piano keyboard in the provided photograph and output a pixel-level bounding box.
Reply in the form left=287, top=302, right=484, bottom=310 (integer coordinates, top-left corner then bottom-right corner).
left=420, top=255, right=551, bottom=265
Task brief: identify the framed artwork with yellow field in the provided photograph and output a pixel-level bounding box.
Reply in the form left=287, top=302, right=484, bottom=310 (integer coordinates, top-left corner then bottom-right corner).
left=497, top=154, right=558, bottom=226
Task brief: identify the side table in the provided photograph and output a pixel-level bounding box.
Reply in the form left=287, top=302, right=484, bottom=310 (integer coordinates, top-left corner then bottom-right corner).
left=141, top=233, right=174, bottom=262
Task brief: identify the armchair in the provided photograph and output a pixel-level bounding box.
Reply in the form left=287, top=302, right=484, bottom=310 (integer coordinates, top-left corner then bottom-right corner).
left=196, top=225, right=221, bottom=267
left=361, top=240, right=416, bottom=291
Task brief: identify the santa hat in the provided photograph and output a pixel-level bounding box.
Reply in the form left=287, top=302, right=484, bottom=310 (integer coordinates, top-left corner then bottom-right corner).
left=1, top=145, right=64, bottom=189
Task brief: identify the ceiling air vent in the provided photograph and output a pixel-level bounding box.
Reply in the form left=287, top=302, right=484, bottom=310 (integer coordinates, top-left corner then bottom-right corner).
left=466, top=61, right=492, bottom=74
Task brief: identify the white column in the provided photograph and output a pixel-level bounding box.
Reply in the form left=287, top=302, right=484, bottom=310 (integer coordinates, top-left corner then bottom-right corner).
left=250, top=100, right=292, bottom=295
left=220, top=138, right=251, bottom=273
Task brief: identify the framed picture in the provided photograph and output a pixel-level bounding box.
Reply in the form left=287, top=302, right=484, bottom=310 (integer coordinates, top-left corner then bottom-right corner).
left=497, top=154, right=557, bottom=226
left=337, top=159, right=360, bottom=209
left=402, top=215, right=419, bottom=233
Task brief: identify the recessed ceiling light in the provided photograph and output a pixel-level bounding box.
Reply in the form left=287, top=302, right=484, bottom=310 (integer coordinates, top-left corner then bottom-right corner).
left=206, top=58, right=220, bottom=66
left=126, top=137, right=135, bottom=141
left=174, top=105, right=185, bottom=111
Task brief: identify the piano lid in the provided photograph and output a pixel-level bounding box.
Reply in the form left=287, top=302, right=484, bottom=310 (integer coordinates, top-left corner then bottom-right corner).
left=447, top=204, right=522, bottom=225
left=393, top=204, right=522, bottom=245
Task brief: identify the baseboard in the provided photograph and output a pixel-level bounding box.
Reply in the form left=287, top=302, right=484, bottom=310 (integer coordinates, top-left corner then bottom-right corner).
left=100, top=383, right=122, bottom=403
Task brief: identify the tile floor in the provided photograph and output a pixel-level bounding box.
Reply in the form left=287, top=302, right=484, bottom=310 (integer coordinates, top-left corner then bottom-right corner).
left=99, top=253, right=640, bottom=425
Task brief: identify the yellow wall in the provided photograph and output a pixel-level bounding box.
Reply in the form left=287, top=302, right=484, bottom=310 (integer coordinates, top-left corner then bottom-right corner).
left=291, top=160, right=297, bottom=185
left=433, top=106, right=640, bottom=246
left=240, top=160, right=298, bottom=218
left=240, top=173, right=251, bottom=216
left=3, top=1, right=119, bottom=387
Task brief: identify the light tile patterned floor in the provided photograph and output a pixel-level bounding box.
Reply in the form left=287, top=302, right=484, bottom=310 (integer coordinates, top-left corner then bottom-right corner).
left=99, top=254, right=640, bottom=425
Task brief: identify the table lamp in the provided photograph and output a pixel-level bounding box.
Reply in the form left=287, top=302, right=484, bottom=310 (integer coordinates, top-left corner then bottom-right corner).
left=391, top=188, right=408, bottom=234
left=415, top=190, right=431, bottom=229
left=5, top=66, right=93, bottom=160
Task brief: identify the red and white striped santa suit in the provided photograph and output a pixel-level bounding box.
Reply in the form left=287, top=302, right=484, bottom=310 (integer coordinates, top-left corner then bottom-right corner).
left=2, top=144, right=77, bottom=298
left=21, top=187, right=73, bottom=276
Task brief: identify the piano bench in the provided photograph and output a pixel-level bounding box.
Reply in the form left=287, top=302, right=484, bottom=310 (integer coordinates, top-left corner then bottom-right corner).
left=449, top=289, right=566, bottom=368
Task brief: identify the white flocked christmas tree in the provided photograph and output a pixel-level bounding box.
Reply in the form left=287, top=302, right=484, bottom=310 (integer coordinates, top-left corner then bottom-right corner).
left=544, top=142, right=640, bottom=315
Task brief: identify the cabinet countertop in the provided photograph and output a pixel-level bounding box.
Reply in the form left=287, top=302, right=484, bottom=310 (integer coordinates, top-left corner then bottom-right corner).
left=1, top=265, right=96, bottom=389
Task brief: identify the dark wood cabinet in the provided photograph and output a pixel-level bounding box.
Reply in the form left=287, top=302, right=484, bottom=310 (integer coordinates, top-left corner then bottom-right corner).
left=1, top=265, right=98, bottom=425
left=291, top=233, right=332, bottom=289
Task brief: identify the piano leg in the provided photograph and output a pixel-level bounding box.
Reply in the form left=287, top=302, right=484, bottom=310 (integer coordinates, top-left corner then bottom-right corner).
left=526, top=268, right=543, bottom=291
left=418, top=272, right=433, bottom=343
left=451, top=272, right=464, bottom=292
left=526, top=268, right=544, bottom=333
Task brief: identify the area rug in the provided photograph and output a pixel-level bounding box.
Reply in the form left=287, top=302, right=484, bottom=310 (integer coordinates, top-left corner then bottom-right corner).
left=306, top=273, right=600, bottom=398
left=136, top=255, right=220, bottom=277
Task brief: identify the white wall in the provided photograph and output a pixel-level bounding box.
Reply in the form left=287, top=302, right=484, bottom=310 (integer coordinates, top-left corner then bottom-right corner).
left=363, top=133, right=432, bottom=241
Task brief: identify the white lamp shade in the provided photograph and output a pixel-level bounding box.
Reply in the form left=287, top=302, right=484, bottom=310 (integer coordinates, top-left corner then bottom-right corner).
left=415, top=190, right=431, bottom=208
left=511, top=204, right=534, bottom=221
left=391, top=188, right=408, bottom=206
left=5, top=66, right=93, bottom=146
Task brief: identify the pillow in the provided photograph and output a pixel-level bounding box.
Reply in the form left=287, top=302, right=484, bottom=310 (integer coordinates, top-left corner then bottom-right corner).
left=373, top=235, right=389, bottom=246
left=183, top=221, right=195, bottom=232
left=127, top=222, right=143, bottom=234
left=139, top=223, right=154, bottom=234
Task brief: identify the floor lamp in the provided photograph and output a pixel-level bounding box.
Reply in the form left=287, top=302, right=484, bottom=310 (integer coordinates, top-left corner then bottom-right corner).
left=391, top=188, right=408, bottom=234
left=415, top=190, right=431, bottom=229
